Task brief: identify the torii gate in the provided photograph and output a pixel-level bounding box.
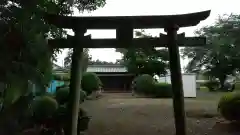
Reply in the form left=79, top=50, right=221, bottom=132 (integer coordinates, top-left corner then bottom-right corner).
left=46, top=10, right=210, bottom=135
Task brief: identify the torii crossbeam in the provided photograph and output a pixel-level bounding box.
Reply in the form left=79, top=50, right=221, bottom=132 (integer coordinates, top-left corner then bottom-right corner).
left=45, top=10, right=211, bottom=135
left=48, top=34, right=205, bottom=48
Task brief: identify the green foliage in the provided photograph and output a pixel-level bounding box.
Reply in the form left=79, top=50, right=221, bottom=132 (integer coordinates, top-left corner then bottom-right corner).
left=31, top=93, right=89, bottom=134
left=218, top=92, right=240, bottom=122
left=53, top=74, right=70, bottom=81
left=0, top=0, right=105, bottom=134
left=56, top=86, right=87, bottom=105
left=133, top=74, right=155, bottom=94
left=32, top=95, right=58, bottom=119
left=78, top=108, right=90, bottom=131
left=235, top=82, right=240, bottom=90
left=73, top=0, right=106, bottom=11
left=116, top=30, right=169, bottom=76
left=204, top=80, right=220, bottom=91
left=182, top=14, right=240, bottom=87
left=133, top=74, right=172, bottom=98
left=3, top=79, right=29, bottom=107
left=81, top=72, right=102, bottom=95
left=88, top=59, right=120, bottom=65
left=0, top=0, right=106, bottom=105
left=55, top=106, right=90, bottom=133
left=55, top=87, right=69, bottom=104
left=152, top=83, right=172, bottom=98
left=64, top=48, right=91, bottom=72
left=80, top=90, right=87, bottom=103
left=56, top=84, right=69, bottom=91
left=0, top=0, right=59, bottom=87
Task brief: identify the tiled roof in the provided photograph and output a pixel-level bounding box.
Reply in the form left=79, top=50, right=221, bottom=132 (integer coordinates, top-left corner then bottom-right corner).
left=53, top=64, right=128, bottom=73
left=86, top=65, right=127, bottom=73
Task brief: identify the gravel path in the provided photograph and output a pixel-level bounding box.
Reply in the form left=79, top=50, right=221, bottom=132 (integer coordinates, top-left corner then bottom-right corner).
left=81, top=92, right=239, bottom=135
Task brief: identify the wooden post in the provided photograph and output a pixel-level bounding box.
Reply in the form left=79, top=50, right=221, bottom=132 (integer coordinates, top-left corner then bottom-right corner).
left=67, top=28, right=86, bottom=135
left=116, top=23, right=133, bottom=47
left=165, top=24, right=186, bottom=135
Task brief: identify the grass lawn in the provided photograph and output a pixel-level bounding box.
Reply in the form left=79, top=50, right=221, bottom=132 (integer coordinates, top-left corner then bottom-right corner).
left=81, top=92, right=239, bottom=135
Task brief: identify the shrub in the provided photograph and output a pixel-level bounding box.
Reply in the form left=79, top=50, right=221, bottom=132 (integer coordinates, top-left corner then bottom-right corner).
left=52, top=74, right=70, bottom=81
left=30, top=88, right=90, bottom=134
left=196, top=81, right=206, bottom=90
left=204, top=80, right=219, bottom=91
left=152, top=83, right=172, bottom=98
left=80, top=90, right=87, bottom=103
left=133, top=74, right=155, bottom=95
left=81, top=72, right=102, bottom=95
left=56, top=86, right=87, bottom=104
left=78, top=108, right=90, bottom=131
left=56, top=84, right=69, bottom=91
left=56, top=87, right=69, bottom=105
left=32, top=96, right=58, bottom=119
left=44, top=92, right=55, bottom=97
left=133, top=74, right=172, bottom=98
left=218, top=92, right=240, bottom=122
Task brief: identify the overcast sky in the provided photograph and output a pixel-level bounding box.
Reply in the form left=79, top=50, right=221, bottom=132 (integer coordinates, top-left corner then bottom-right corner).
left=56, top=0, right=240, bottom=68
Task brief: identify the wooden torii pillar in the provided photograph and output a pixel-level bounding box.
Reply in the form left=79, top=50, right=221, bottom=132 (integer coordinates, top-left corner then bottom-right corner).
left=45, top=10, right=210, bottom=135
left=66, top=27, right=87, bottom=135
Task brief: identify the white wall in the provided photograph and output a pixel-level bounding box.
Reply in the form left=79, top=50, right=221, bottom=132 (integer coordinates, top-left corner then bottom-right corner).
left=159, top=74, right=196, bottom=98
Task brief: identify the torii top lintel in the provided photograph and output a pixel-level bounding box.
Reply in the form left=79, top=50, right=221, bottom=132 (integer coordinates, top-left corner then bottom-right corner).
left=45, top=10, right=210, bottom=29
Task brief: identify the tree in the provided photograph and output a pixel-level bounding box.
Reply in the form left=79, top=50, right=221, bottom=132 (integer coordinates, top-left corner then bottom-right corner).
left=0, top=0, right=106, bottom=98
left=88, top=59, right=119, bottom=65
left=116, top=30, right=169, bottom=76
left=64, top=49, right=120, bottom=71
left=0, top=0, right=106, bottom=134
left=64, top=48, right=91, bottom=72
left=0, top=0, right=106, bottom=104
left=181, top=14, right=240, bottom=88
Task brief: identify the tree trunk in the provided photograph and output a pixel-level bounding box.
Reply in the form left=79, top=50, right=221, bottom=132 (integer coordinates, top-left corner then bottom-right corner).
left=219, top=75, right=227, bottom=90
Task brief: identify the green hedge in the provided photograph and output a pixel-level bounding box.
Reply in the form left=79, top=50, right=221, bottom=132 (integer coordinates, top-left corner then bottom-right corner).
left=196, top=81, right=207, bottom=90
left=204, top=80, right=219, bottom=91
left=218, top=92, right=240, bottom=122
left=133, top=74, right=172, bottom=98
left=152, top=83, right=172, bottom=98
left=235, top=82, right=240, bottom=90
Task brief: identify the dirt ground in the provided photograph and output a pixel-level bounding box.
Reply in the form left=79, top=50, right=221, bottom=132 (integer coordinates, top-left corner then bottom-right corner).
left=81, top=92, right=240, bottom=135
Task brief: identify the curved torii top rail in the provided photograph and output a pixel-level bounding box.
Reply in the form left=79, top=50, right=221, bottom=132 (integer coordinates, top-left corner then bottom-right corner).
left=45, top=10, right=211, bottom=135
left=45, top=10, right=210, bottom=29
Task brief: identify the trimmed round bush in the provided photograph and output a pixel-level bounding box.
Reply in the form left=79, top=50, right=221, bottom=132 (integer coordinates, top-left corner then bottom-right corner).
left=56, top=87, right=87, bottom=104
left=32, top=96, right=58, bottom=119
left=218, top=92, right=240, bottom=122
left=81, top=72, right=102, bottom=95
left=133, top=74, right=155, bottom=95
left=56, top=87, right=69, bottom=104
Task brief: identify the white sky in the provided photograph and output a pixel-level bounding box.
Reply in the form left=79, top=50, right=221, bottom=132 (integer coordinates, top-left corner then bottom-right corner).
left=56, top=0, right=240, bottom=68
